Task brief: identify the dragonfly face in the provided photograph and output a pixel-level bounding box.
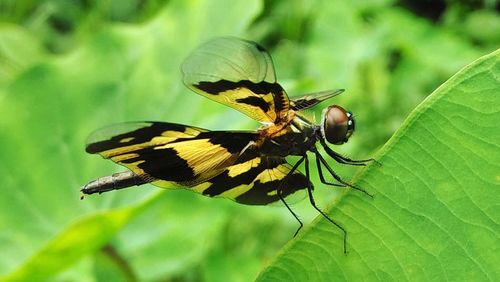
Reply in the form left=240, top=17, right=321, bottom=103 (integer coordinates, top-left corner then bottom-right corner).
left=81, top=37, right=373, bottom=254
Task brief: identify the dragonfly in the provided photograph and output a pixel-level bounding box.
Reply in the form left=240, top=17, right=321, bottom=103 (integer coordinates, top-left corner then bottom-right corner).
left=81, top=37, right=372, bottom=253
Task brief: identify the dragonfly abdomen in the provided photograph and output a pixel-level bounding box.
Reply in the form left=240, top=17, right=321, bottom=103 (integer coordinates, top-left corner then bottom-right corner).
left=81, top=171, right=147, bottom=195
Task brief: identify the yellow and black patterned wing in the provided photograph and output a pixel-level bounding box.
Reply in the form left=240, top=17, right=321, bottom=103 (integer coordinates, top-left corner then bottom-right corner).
left=191, top=156, right=310, bottom=205
left=86, top=122, right=259, bottom=187
left=182, top=37, right=290, bottom=123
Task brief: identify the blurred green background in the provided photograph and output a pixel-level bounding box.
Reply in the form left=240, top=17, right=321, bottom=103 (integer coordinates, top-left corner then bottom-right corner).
left=0, top=0, right=498, bottom=281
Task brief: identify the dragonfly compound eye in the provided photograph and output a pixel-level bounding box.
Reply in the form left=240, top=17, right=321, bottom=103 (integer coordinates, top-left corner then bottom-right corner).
left=322, top=105, right=355, bottom=145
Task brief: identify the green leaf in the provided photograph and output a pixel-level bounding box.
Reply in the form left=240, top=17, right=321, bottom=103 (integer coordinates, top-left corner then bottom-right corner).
left=257, top=49, right=500, bottom=281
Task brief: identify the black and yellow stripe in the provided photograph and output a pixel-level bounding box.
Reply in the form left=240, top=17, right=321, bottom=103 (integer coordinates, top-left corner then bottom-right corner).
left=86, top=122, right=261, bottom=189
left=192, top=156, right=309, bottom=205
left=84, top=121, right=309, bottom=204
left=192, top=80, right=290, bottom=123
left=182, top=37, right=290, bottom=123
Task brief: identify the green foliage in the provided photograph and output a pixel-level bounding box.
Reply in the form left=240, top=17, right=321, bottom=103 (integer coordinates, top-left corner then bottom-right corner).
left=3, top=205, right=140, bottom=281
left=0, top=0, right=498, bottom=280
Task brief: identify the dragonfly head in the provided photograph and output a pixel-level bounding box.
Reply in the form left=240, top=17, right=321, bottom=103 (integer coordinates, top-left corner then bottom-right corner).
left=321, top=105, right=355, bottom=145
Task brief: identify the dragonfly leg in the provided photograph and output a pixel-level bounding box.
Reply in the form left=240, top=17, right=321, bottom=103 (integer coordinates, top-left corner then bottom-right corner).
left=278, top=157, right=305, bottom=237
left=304, top=154, right=348, bottom=254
